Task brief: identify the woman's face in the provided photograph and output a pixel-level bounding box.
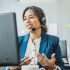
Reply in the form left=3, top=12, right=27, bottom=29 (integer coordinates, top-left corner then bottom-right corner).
left=23, top=9, right=41, bottom=32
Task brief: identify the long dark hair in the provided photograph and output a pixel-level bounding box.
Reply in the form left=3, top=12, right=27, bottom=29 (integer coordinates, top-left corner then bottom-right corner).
left=23, top=6, right=48, bottom=33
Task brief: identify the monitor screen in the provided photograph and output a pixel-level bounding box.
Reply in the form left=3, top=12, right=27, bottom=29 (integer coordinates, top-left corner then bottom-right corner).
left=0, top=12, right=19, bottom=66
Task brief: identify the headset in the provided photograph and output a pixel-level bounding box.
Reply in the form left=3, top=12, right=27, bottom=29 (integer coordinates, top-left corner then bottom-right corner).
left=32, top=6, right=47, bottom=31
left=38, top=7, right=47, bottom=25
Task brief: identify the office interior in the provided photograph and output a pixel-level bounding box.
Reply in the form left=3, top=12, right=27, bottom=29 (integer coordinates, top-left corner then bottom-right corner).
left=0, top=0, right=70, bottom=70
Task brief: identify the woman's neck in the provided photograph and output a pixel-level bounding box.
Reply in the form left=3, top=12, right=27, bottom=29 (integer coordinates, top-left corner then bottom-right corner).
left=30, top=28, right=41, bottom=41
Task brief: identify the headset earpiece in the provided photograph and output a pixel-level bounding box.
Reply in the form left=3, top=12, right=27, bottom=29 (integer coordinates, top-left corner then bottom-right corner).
left=41, top=16, right=46, bottom=25
left=39, top=8, right=46, bottom=25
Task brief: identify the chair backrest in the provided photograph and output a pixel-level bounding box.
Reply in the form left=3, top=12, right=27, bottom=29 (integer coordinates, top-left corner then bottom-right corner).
left=59, top=40, right=67, bottom=58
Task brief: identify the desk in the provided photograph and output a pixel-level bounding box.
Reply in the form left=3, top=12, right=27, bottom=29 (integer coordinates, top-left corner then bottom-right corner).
left=21, top=65, right=39, bottom=70
left=64, top=63, right=70, bottom=70
left=21, top=65, right=45, bottom=70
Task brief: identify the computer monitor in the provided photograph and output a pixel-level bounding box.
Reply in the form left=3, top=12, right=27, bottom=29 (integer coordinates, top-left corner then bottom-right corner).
left=0, top=12, right=19, bottom=66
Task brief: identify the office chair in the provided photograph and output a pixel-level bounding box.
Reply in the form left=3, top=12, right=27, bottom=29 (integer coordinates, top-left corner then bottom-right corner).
left=59, top=40, right=67, bottom=58
left=59, top=40, right=70, bottom=69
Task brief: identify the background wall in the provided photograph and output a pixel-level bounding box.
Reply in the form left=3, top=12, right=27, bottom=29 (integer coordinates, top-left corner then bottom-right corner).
left=57, top=0, right=70, bottom=57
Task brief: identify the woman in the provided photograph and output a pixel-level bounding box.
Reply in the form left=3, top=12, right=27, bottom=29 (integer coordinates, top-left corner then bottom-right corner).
left=8, top=6, right=64, bottom=70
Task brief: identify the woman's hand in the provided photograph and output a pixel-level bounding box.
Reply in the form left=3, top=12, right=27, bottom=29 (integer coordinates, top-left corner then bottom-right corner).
left=37, top=53, right=56, bottom=70
left=9, top=56, right=31, bottom=70
left=20, top=56, right=31, bottom=65
left=9, top=66, right=20, bottom=70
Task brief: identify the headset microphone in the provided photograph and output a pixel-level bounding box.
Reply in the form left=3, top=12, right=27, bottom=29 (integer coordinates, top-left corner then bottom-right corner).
left=32, top=26, right=41, bottom=31
left=32, top=25, right=45, bottom=32
left=32, top=28, right=36, bottom=31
